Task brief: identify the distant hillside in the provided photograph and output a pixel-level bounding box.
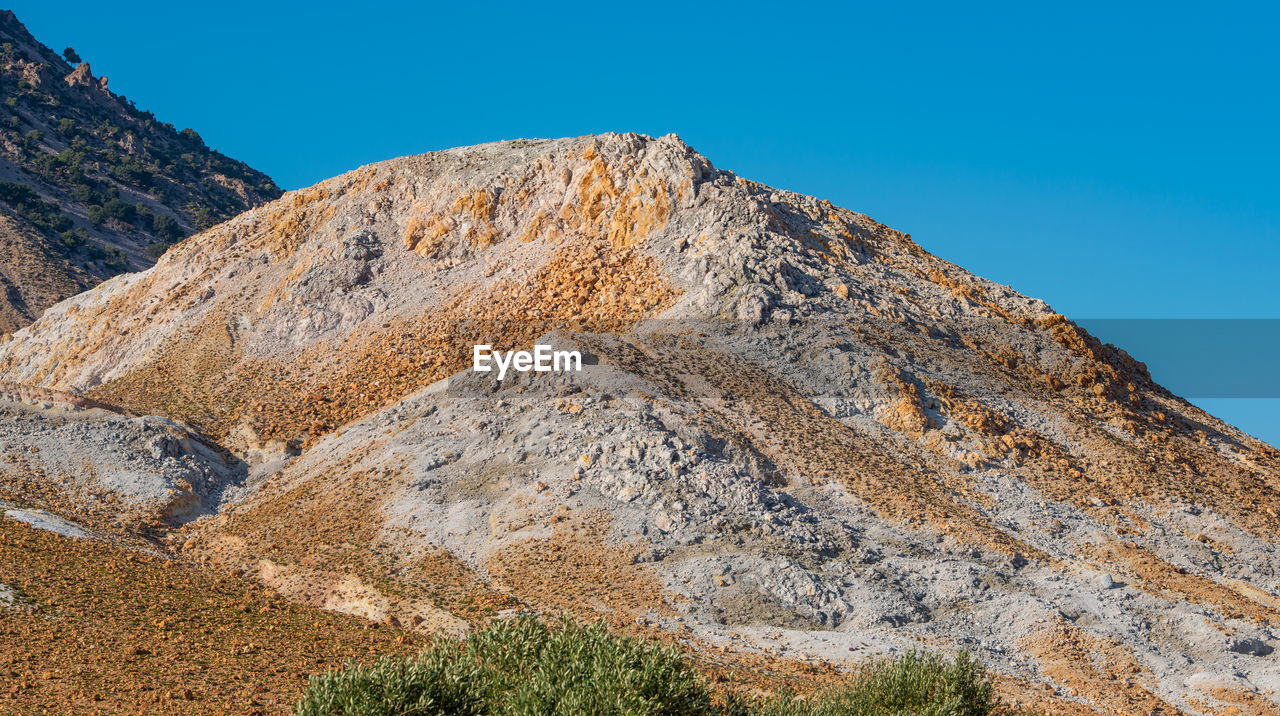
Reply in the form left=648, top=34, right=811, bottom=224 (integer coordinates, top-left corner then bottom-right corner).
left=0, top=10, right=281, bottom=332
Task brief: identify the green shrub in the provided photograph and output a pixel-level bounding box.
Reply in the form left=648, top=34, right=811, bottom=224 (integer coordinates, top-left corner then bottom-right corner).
left=103, top=246, right=127, bottom=268
left=179, top=127, right=205, bottom=147
left=753, top=650, right=995, bottom=716
left=192, top=206, right=216, bottom=229
left=295, top=619, right=998, bottom=716
left=295, top=617, right=711, bottom=716
left=0, top=181, right=73, bottom=233
left=110, top=157, right=151, bottom=186
left=467, top=618, right=710, bottom=715
left=152, top=212, right=184, bottom=241
left=33, top=148, right=83, bottom=182
left=101, top=197, right=136, bottom=223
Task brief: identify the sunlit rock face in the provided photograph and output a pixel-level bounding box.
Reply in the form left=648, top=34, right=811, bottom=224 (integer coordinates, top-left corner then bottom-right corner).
left=3, top=133, right=1278, bottom=714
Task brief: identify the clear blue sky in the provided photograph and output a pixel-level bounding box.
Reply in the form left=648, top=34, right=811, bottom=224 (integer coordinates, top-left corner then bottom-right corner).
left=13, top=1, right=1279, bottom=444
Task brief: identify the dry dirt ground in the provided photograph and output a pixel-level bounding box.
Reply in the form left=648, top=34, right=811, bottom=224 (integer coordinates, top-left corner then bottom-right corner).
left=0, top=516, right=424, bottom=715
left=0, top=514, right=1014, bottom=716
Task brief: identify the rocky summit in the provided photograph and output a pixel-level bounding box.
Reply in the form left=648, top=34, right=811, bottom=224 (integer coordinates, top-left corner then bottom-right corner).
left=1, top=133, right=1278, bottom=714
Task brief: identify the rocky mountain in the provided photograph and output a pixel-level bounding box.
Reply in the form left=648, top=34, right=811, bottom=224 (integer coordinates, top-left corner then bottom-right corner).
left=0, top=10, right=281, bottom=332
left=1, top=133, right=1278, bottom=714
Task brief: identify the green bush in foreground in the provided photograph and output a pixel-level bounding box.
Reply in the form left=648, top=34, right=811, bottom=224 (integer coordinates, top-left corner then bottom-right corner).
left=296, top=617, right=709, bottom=716
left=751, top=650, right=994, bottom=716
left=294, top=617, right=997, bottom=716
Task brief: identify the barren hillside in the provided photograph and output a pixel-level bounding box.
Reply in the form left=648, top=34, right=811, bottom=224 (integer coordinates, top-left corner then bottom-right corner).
left=1, top=133, right=1277, bottom=714
left=0, top=10, right=281, bottom=332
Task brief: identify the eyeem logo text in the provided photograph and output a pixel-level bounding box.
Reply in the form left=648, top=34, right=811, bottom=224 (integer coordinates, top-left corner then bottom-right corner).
left=473, top=344, right=583, bottom=381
